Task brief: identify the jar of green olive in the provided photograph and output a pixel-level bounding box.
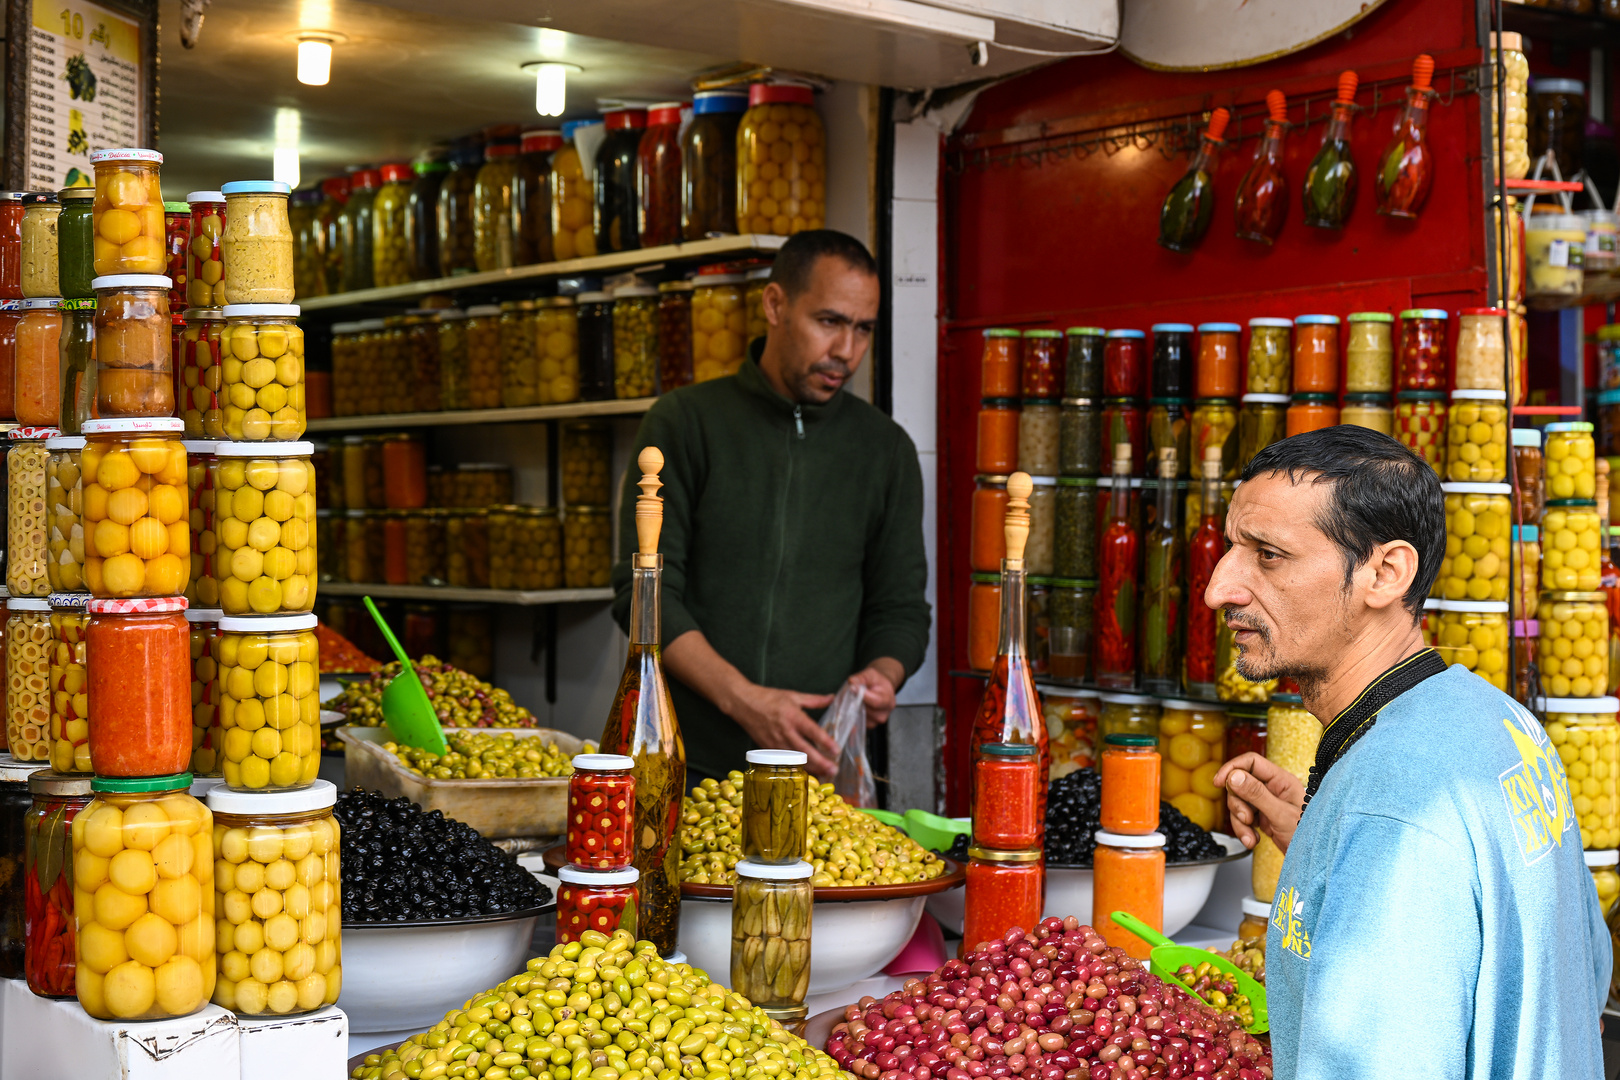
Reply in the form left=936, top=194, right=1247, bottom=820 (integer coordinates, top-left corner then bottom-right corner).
left=742, top=748, right=808, bottom=864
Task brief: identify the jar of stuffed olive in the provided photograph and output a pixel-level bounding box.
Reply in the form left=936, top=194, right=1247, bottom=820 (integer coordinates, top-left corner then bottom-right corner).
left=473, top=142, right=518, bottom=272
left=1191, top=399, right=1238, bottom=480
left=1054, top=478, right=1097, bottom=579
left=564, top=506, right=612, bottom=587
left=1238, top=394, right=1287, bottom=468
left=488, top=506, right=561, bottom=590
left=378, top=317, right=412, bottom=415
left=446, top=510, right=490, bottom=588
left=436, top=309, right=468, bottom=410
left=342, top=509, right=372, bottom=583
left=1395, top=391, right=1448, bottom=476
left=404, top=509, right=448, bottom=586
left=404, top=310, right=441, bottom=413
left=1246, top=318, right=1291, bottom=394
left=612, top=286, right=657, bottom=399
left=561, top=421, right=612, bottom=506
left=370, top=164, right=413, bottom=288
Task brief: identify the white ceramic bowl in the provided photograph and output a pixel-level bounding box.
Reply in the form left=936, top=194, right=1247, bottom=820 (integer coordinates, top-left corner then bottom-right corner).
left=341, top=908, right=548, bottom=1033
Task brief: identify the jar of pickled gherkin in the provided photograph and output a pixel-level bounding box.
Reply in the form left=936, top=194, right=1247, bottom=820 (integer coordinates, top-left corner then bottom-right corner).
left=1436, top=600, right=1511, bottom=691
left=1446, top=390, right=1508, bottom=483
left=370, top=164, right=413, bottom=287
left=1345, top=312, right=1394, bottom=392
left=214, top=613, right=321, bottom=790
left=731, top=858, right=812, bottom=1009
left=737, top=83, right=825, bottom=236
left=58, top=187, right=95, bottom=301
left=462, top=305, right=503, bottom=409
left=446, top=510, right=490, bottom=588
left=1438, top=483, right=1512, bottom=603
left=1395, top=391, right=1448, bottom=476
left=577, top=292, right=615, bottom=402
left=1095, top=694, right=1160, bottom=762
left=1059, top=398, right=1100, bottom=477
left=56, top=298, right=93, bottom=434
left=550, top=122, right=595, bottom=262
left=1190, top=398, right=1238, bottom=480
left=1546, top=421, right=1598, bottom=501
left=692, top=270, right=746, bottom=383
left=47, top=591, right=90, bottom=773
left=219, top=305, right=304, bottom=441
left=1019, top=401, right=1060, bottom=476
left=1511, top=524, right=1539, bottom=619
left=1543, top=502, right=1604, bottom=592
left=535, top=298, right=580, bottom=405
left=185, top=606, right=222, bottom=775
left=1216, top=618, right=1277, bottom=703
left=488, top=505, right=561, bottom=590
left=612, top=285, right=658, bottom=398
left=1537, top=592, right=1609, bottom=698
left=209, top=441, right=316, bottom=615
left=657, top=282, right=694, bottom=392
left=473, top=142, right=518, bottom=272
left=1147, top=400, right=1189, bottom=478
left=44, top=435, right=84, bottom=594
left=206, top=780, right=342, bottom=1015
left=1237, top=394, right=1286, bottom=468
left=1157, top=701, right=1228, bottom=833
left=1339, top=394, right=1393, bottom=436
left=564, top=505, right=612, bottom=587
left=1541, top=697, right=1620, bottom=849
left=1246, top=318, right=1291, bottom=395
left=404, top=509, right=447, bottom=586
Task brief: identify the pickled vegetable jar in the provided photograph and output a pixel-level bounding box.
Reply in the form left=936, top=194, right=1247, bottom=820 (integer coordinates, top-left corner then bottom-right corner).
left=692, top=271, right=746, bottom=383
left=218, top=305, right=304, bottom=441
left=567, top=753, right=636, bottom=869
left=370, top=164, right=413, bottom=287
left=207, top=780, right=341, bottom=1015
left=636, top=103, right=684, bottom=249
left=444, top=510, right=489, bottom=587
left=1101, top=399, right=1145, bottom=478
left=57, top=299, right=93, bottom=434
left=473, top=143, right=518, bottom=272
left=48, top=592, right=90, bottom=773
left=1291, top=315, right=1339, bottom=394
left=1059, top=398, right=1100, bottom=477
left=961, top=848, right=1043, bottom=956
left=92, top=274, right=174, bottom=419
left=210, top=442, right=316, bottom=615
left=178, top=309, right=224, bottom=438
left=514, top=130, right=560, bottom=266
left=289, top=188, right=325, bottom=300
left=220, top=182, right=293, bottom=306
left=1265, top=695, right=1321, bottom=782
left=556, top=865, right=638, bottom=943
left=1602, top=390, right=1620, bottom=458
left=737, top=83, right=825, bottom=236
left=1054, top=479, right=1096, bottom=580
left=1438, top=482, right=1511, bottom=602
left=0, top=192, right=21, bottom=302
left=85, top=597, right=191, bottom=775
left=6, top=599, right=52, bottom=761
left=1191, top=398, right=1238, bottom=480
left=1238, top=393, right=1287, bottom=467
left=1526, top=209, right=1586, bottom=297
left=731, top=859, right=812, bottom=1008
left=1338, top=394, right=1392, bottom=435
left=1547, top=421, right=1598, bottom=501
left=90, top=149, right=166, bottom=276
left=1537, top=592, right=1609, bottom=698
left=1436, top=600, right=1510, bottom=690
left=1511, top=524, right=1539, bottom=619
left=657, top=283, right=694, bottom=392
left=463, top=304, right=503, bottom=408
left=10, top=427, right=57, bottom=598
left=1543, top=504, right=1605, bottom=591
left=1542, top=697, right=1619, bottom=848
left=1445, top=390, right=1508, bottom=483
left=1246, top=318, right=1291, bottom=394
left=46, top=435, right=85, bottom=593
left=1064, top=327, right=1104, bottom=398
left=1018, top=401, right=1059, bottom=477
left=1455, top=308, right=1508, bottom=391
left=58, top=187, right=95, bottom=301
left=80, top=418, right=189, bottom=598
left=1147, top=399, right=1189, bottom=478
left=214, top=613, right=321, bottom=791
left=977, top=400, right=1018, bottom=475
left=683, top=89, right=746, bottom=241
left=966, top=573, right=1000, bottom=672
left=969, top=475, right=1008, bottom=573
left=1025, top=476, right=1055, bottom=575
left=1092, top=832, right=1163, bottom=959
left=1395, top=391, right=1447, bottom=475
left=315, top=177, right=345, bottom=294
left=564, top=505, right=612, bottom=588
left=1045, top=688, right=1099, bottom=773
left=1398, top=309, right=1448, bottom=391
left=487, top=505, right=561, bottom=590
left=1104, top=329, right=1145, bottom=398
left=185, top=192, right=226, bottom=309
left=20, top=192, right=60, bottom=299
left=435, top=309, right=468, bottom=410
left=549, top=123, right=595, bottom=261
left=15, top=298, right=62, bottom=427
left=1589, top=849, right=1620, bottom=917
left=1022, top=329, right=1062, bottom=399
left=1096, top=693, right=1160, bottom=759
left=404, top=310, right=441, bottom=413
left=535, top=298, right=580, bottom=405
left=23, top=770, right=91, bottom=997
left=1194, top=322, right=1240, bottom=399
left=186, top=607, right=222, bottom=776
left=595, top=108, right=646, bottom=254
left=1157, top=701, right=1227, bottom=833
left=576, top=292, right=615, bottom=402
left=1150, top=324, right=1193, bottom=399
left=1345, top=312, right=1394, bottom=392
left=328, top=323, right=361, bottom=417
left=612, top=286, right=658, bottom=398
left=497, top=300, right=538, bottom=406
left=1286, top=393, right=1338, bottom=437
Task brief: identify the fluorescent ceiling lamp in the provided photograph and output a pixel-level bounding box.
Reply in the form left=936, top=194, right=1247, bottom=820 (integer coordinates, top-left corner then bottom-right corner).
left=298, top=36, right=333, bottom=85
left=535, top=62, right=569, bottom=116
left=273, top=147, right=301, bottom=188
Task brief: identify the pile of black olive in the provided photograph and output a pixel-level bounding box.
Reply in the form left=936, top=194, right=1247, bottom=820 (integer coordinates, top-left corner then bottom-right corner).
left=938, top=768, right=1225, bottom=867
left=335, top=789, right=551, bottom=922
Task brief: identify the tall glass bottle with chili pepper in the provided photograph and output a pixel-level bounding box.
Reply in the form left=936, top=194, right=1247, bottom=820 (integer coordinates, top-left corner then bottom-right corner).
left=1185, top=447, right=1224, bottom=696
left=1159, top=109, right=1230, bottom=254
left=1303, top=72, right=1361, bottom=230
left=1376, top=55, right=1438, bottom=220
left=969, top=472, right=1049, bottom=823
left=1095, top=444, right=1139, bottom=688
left=1140, top=448, right=1184, bottom=695
left=599, top=448, right=685, bottom=957
left=1233, top=90, right=1291, bottom=245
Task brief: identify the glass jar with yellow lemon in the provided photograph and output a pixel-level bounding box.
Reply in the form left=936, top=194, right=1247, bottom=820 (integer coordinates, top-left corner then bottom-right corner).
left=549, top=121, right=596, bottom=261
left=1541, top=696, right=1619, bottom=849
left=1545, top=421, right=1597, bottom=501
left=1444, top=390, right=1508, bottom=483
left=1588, top=849, right=1620, bottom=917
left=691, top=271, right=746, bottom=383
left=1435, top=600, right=1511, bottom=691
left=737, top=83, right=826, bottom=236
left=1156, top=700, right=1227, bottom=833
left=80, top=418, right=190, bottom=599
left=1536, top=592, right=1609, bottom=698
left=1542, top=502, right=1605, bottom=592
left=1436, top=482, right=1511, bottom=602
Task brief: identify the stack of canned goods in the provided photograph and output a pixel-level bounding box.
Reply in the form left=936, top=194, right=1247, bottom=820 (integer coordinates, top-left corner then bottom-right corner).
left=556, top=753, right=642, bottom=952
left=731, top=749, right=812, bottom=1033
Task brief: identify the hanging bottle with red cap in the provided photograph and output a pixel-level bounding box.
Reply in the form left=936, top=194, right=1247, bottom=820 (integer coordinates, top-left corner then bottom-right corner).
left=1303, top=72, right=1361, bottom=229
left=1376, top=55, right=1438, bottom=219
left=1233, top=91, right=1291, bottom=245
left=1158, top=108, right=1230, bottom=253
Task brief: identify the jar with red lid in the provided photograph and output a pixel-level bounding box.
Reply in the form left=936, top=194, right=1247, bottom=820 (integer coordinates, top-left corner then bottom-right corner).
left=556, top=865, right=639, bottom=942
left=185, top=191, right=225, bottom=309
left=163, top=201, right=189, bottom=308
left=515, top=129, right=562, bottom=265
left=737, top=83, right=825, bottom=236
left=1293, top=314, right=1340, bottom=393
left=636, top=103, right=685, bottom=248
left=1398, top=308, right=1448, bottom=391
left=1092, top=829, right=1165, bottom=959
left=1099, top=733, right=1160, bottom=834
left=1101, top=398, right=1146, bottom=477
left=1395, top=391, right=1447, bottom=475
left=1195, top=322, right=1241, bottom=398
left=977, top=400, right=1018, bottom=474
left=1021, top=329, right=1062, bottom=398
left=961, top=848, right=1043, bottom=957
left=968, top=573, right=1000, bottom=672
left=972, top=743, right=1041, bottom=848
left=981, top=329, right=1020, bottom=397
left=23, top=770, right=91, bottom=998
left=971, top=475, right=1008, bottom=572
left=1287, top=393, right=1339, bottom=437
left=0, top=191, right=25, bottom=300
left=1104, top=329, right=1145, bottom=398
left=85, top=596, right=192, bottom=777
left=596, top=107, right=647, bottom=253
left=566, top=753, right=636, bottom=869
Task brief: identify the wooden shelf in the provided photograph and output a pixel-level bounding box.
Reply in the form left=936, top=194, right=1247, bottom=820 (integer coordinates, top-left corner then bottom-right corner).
left=306, top=397, right=656, bottom=434
left=1502, top=3, right=1620, bottom=48
left=319, top=583, right=614, bottom=606
left=298, top=234, right=786, bottom=315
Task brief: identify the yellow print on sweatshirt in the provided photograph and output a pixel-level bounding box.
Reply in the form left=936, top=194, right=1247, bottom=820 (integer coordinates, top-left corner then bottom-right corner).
left=1498, top=702, right=1574, bottom=865
left=1271, top=885, right=1312, bottom=960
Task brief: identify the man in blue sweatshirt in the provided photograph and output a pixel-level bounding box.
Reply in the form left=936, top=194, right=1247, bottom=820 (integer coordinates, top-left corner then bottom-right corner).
left=1207, top=425, right=1608, bottom=1080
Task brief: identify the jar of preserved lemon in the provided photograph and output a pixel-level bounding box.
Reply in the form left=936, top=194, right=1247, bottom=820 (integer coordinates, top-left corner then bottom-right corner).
left=436, top=309, right=468, bottom=410
left=1540, top=696, right=1619, bottom=849
left=692, top=270, right=746, bottom=382
left=1436, top=600, right=1510, bottom=691
left=612, top=285, right=658, bottom=399
left=214, top=614, right=320, bottom=791
left=1546, top=421, right=1598, bottom=502
left=1542, top=502, right=1604, bottom=592
left=1437, top=482, right=1511, bottom=602
left=1445, top=390, right=1508, bottom=483
left=737, top=83, right=825, bottom=236
left=550, top=121, right=597, bottom=261
left=564, top=505, right=612, bottom=587
left=536, top=297, right=580, bottom=405
left=1537, top=592, right=1609, bottom=698
left=209, top=442, right=316, bottom=616
left=89, top=149, right=166, bottom=276
left=80, top=418, right=189, bottom=599
left=1156, top=701, right=1227, bottom=833
left=1589, top=849, right=1620, bottom=917
left=219, top=305, right=304, bottom=441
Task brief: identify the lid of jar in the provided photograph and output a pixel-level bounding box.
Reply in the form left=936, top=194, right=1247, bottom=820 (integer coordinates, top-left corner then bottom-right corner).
left=1344, top=311, right=1393, bottom=324
left=0, top=757, right=46, bottom=783
left=1098, top=692, right=1156, bottom=705
left=59, top=186, right=94, bottom=200
left=1398, top=308, right=1448, bottom=320
left=1450, top=389, right=1506, bottom=402
left=970, top=572, right=999, bottom=585
left=161, top=200, right=190, bottom=214
left=184, top=190, right=225, bottom=204
left=184, top=607, right=224, bottom=623
left=695, top=272, right=746, bottom=285
left=749, top=82, right=814, bottom=107
left=1055, top=477, right=1099, bottom=487
left=1290, top=393, right=1337, bottom=403
left=735, top=858, right=815, bottom=881
left=220, top=180, right=292, bottom=196
left=93, top=772, right=194, bottom=794
left=577, top=291, right=613, bottom=304
left=1240, top=896, right=1271, bottom=918
left=405, top=307, right=443, bottom=318
left=44, top=435, right=85, bottom=450
left=48, top=592, right=90, bottom=610
left=1395, top=390, right=1447, bottom=402
left=1532, top=77, right=1585, bottom=94
left=1105, top=328, right=1144, bottom=339
left=1545, top=498, right=1599, bottom=509
left=1271, top=692, right=1304, bottom=704
left=573, top=752, right=635, bottom=771
left=614, top=285, right=657, bottom=299
left=980, top=398, right=1018, bottom=409
left=1423, top=598, right=1441, bottom=610
left=1544, top=590, right=1607, bottom=601
left=1341, top=392, right=1391, bottom=405
left=88, top=596, right=189, bottom=614
left=209, top=777, right=336, bottom=815
left=658, top=281, right=694, bottom=293
left=1096, top=476, right=1145, bottom=488
left=91, top=274, right=174, bottom=291
left=1545, top=421, right=1595, bottom=433
left=464, top=304, right=503, bottom=318
left=1437, top=600, right=1509, bottom=613
left=213, top=440, right=313, bottom=457
left=1094, top=829, right=1166, bottom=848
left=29, top=770, right=93, bottom=795
left=967, top=846, right=1043, bottom=862
left=1061, top=397, right=1097, bottom=407
left=6, top=598, right=49, bottom=611
left=183, top=307, right=226, bottom=322
left=1294, top=314, right=1340, bottom=325
left=984, top=328, right=1021, bottom=338
left=1513, top=620, right=1539, bottom=636
left=1240, top=393, right=1290, bottom=404
left=1459, top=307, right=1509, bottom=317
left=22, top=191, right=58, bottom=205
left=218, top=613, right=317, bottom=632
left=647, top=103, right=687, bottom=126
left=1159, top=700, right=1224, bottom=713
left=0, top=192, right=26, bottom=202
left=329, top=320, right=363, bottom=333
left=1489, top=31, right=1523, bottom=50
left=520, top=129, right=564, bottom=150
left=1049, top=577, right=1099, bottom=588
left=82, top=417, right=184, bottom=435
left=560, top=119, right=600, bottom=141
left=1600, top=325, right=1620, bottom=341
left=1150, top=323, right=1193, bottom=333
left=1599, top=389, right=1620, bottom=407
left=90, top=148, right=163, bottom=164
left=1065, top=326, right=1105, bottom=336
left=1586, top=849, right=1620, bottom=868
left=351, top=168, right=382, bottom=190
left=746, top=749, right=808, bottom=766
left=1023, top=329, right=1060, bottom=338
left=435, top=308, right=468, bottom=321
left=980, top=742, right=1038, bottom=756
left=356, top=318, right=389, bottom=330
left=693, top=89, right=749, bottom=114
left=8, top=426, right=60, bottom=440
left=1440, top=481, right=1512, bottom=495
left=558, top=864, right=641, bottom=886
left=602, top=106, right=648, bottom=130
left=1101, top=734, right=1157, bottom=749
left=1196, top=322, right=1241, bottom=333
left=1535, top=695, right=1620, bottom=713
left=1148, top=396, right=1190, bottom=407
left=1511, top=524, right=1537, bottom=542
left=61, top=298, right=93, bottom=311
left=219, top=303, right=302, bottom=321
left=1248, top=317, right=1292, bottom=328
left=1510, top=426, right=1543, bottom=445
left=482, top=142, right=519, bottom=158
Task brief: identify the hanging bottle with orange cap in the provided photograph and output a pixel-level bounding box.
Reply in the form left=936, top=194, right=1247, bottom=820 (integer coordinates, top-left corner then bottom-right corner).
left=1377, top=55, right=1438, bottom=219
left=1158, top=108, right=1230, bottom=253
left=1303, top=72, right=1361, bottom=230
left=1233, top=90, right=1291, bottom=245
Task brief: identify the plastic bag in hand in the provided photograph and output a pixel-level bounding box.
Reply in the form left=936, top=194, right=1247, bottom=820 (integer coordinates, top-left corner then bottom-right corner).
left=819, top=680, right=876, bottom=808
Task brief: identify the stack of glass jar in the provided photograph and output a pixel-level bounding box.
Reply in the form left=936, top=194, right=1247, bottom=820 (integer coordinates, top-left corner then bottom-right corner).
left=1533, top=424, right=1609, bottom=705
left=963, top=742, right=1046, bottom=959
left=1392, top=309, right=1449, bottom=475
left=556, top=753, right=641, bottom=949
left=1091, top=733, right=1165, bottom=959
left=1286, top=315, right=1340, bottom=437
left=1342, top=312, right=1394, bottom=435
left=973, top=329, right=1020, bottom=669
left=1048, top=329, right=1103, bottom=680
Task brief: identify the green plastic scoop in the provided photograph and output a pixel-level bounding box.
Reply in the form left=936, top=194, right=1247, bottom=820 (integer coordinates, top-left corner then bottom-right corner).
left=363, top=596, right=447, bottom=756
left=903, top=809, right=971, bottom=852
left=1109, top=911, right=1268, bottom=1034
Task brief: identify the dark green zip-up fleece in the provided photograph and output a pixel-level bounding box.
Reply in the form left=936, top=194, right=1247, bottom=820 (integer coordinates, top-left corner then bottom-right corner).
left=610, top=355, right=930, bottom=782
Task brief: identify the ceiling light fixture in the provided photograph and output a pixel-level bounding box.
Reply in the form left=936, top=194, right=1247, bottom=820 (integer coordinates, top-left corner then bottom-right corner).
left=298, top=33, right=337, bottom=86
left=522, top=61, right=582, bottom=117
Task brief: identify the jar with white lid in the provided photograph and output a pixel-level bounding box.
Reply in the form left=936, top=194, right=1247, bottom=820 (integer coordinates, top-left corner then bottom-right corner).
left=1537, top=592, right=1609, bottom=698
left=556, top=864, right=639, bottom=943
left=1437, top=482, right=1511, bottom=602
left=214, top=613, right=321, bottom=791
left=92, top=274, right=173, bottom=419
left=1445, top=389, right=1508, bottom=484
left=731, top=858, right=812, bottom=1009
left=218, top=304, right=304, bottom=441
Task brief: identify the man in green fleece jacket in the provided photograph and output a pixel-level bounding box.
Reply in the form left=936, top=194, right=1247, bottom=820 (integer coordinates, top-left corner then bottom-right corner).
left=611, top=230, right=930, bottom=785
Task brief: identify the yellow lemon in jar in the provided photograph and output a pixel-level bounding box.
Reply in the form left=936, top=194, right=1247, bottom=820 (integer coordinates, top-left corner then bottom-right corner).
left=80, top=919, right=130, bottom=974
left=155, top=955, right=206, bottom=1016
left=94, top=882, right=148, bottom=930
left=103, top=959, right=157, bottom=1019
left=129, top=517, right=169, bottom=560
left=150, top=874, right=203, bottom=926
left=96, top=452, right=140, bottom=491
left=125, top=911, right=179, bottom=968
left=99, top=208, right=142, bottom=245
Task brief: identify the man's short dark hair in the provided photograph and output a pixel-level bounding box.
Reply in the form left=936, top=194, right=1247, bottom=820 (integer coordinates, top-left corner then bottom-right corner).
left=1242, top=425, right=1445, bottom=617
left=768, top=230, right=878, bottom=298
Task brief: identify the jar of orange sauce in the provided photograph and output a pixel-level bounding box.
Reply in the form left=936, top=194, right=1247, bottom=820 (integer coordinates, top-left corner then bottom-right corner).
left=1092, top=829, right=1165, bottom=959
left=1286, top=393, right=1339, bottom=437
left=981, top=329, right=1020, bottom=398
left=968, top=572, right=1000, bottom=672
left=977, top=399, right=1018, bottom=474
left=381, top=432, right=426, bottom=509
left=1292, top=314, right=1340, bottom=394
left=1099, top=733, right=1160, bottom=834
left=970, top=475, right=1008, bottom=573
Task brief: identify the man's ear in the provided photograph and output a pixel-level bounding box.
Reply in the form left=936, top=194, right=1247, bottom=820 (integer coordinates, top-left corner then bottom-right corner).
left=1363, top=539, right=1419, bottom=611
left=761, top=281, right=788, bottom=328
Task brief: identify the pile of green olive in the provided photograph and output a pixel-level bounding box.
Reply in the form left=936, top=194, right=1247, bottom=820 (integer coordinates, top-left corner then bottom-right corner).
left=326, top=656, right=539, bottom=729
left=349, top=930, right=846, bottom=1080
left=383, top=732, right=587, bottom=780
left=679, top=772, right=946, bottom=887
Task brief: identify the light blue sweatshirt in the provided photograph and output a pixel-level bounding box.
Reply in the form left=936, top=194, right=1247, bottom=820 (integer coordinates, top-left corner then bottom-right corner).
left=1267, top=664, right=1610, bottom=1080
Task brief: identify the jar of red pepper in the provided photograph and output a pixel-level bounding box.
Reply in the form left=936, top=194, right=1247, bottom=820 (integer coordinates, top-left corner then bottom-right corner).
left=24, top=770, right=92, bottom=998
left=981, top=329, right=1021, bottom=398
left=85, top=595, right=191, bottom=777
left=972, top=743, right=1041, bottom=848
left=163, top=202, right=190, bottom=309
left=960, top=847, right=1043, bottom=957
left=1398, top=308, right=1449, bottom=391
left=977, top=399, right=1019, bottom=474
left=1104, top=329, right=1145, bottom=398
left=556, top=864, right=639, bottom=943
left=0, top=192, right=26, bottom=301
left=1292, top=314, right=1340, bottom=394
left=566, top=753, right=636, bottom=869
left=1021, top=329, right=1063, bottom=399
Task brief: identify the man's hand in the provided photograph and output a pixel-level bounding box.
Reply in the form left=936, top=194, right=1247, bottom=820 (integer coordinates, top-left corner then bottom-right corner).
left=848, top=664, right=899, bottom=729
left=729, top=682, right=840, bottom=776
left=1214, top=752, right=1306, bottom=854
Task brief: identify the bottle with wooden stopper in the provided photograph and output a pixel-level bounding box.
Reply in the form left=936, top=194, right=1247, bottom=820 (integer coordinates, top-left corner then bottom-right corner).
left=968, top=471, right=1049, bottom=833
left=1185, top=446, right=1226, bottom=695
left=600, top=446, right=687, bottom=957
left=1096, top=444, right=1140, bottom=688
left=1141, top=448, right=1185, bottom=694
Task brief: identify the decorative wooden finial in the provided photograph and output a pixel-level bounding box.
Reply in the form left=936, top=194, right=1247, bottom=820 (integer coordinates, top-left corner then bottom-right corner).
left=1004, top=472, right=1032, bottom=564
left=1203, top=445, right=1222, bottom=480
left=634, top=446, right=664, bottom=560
